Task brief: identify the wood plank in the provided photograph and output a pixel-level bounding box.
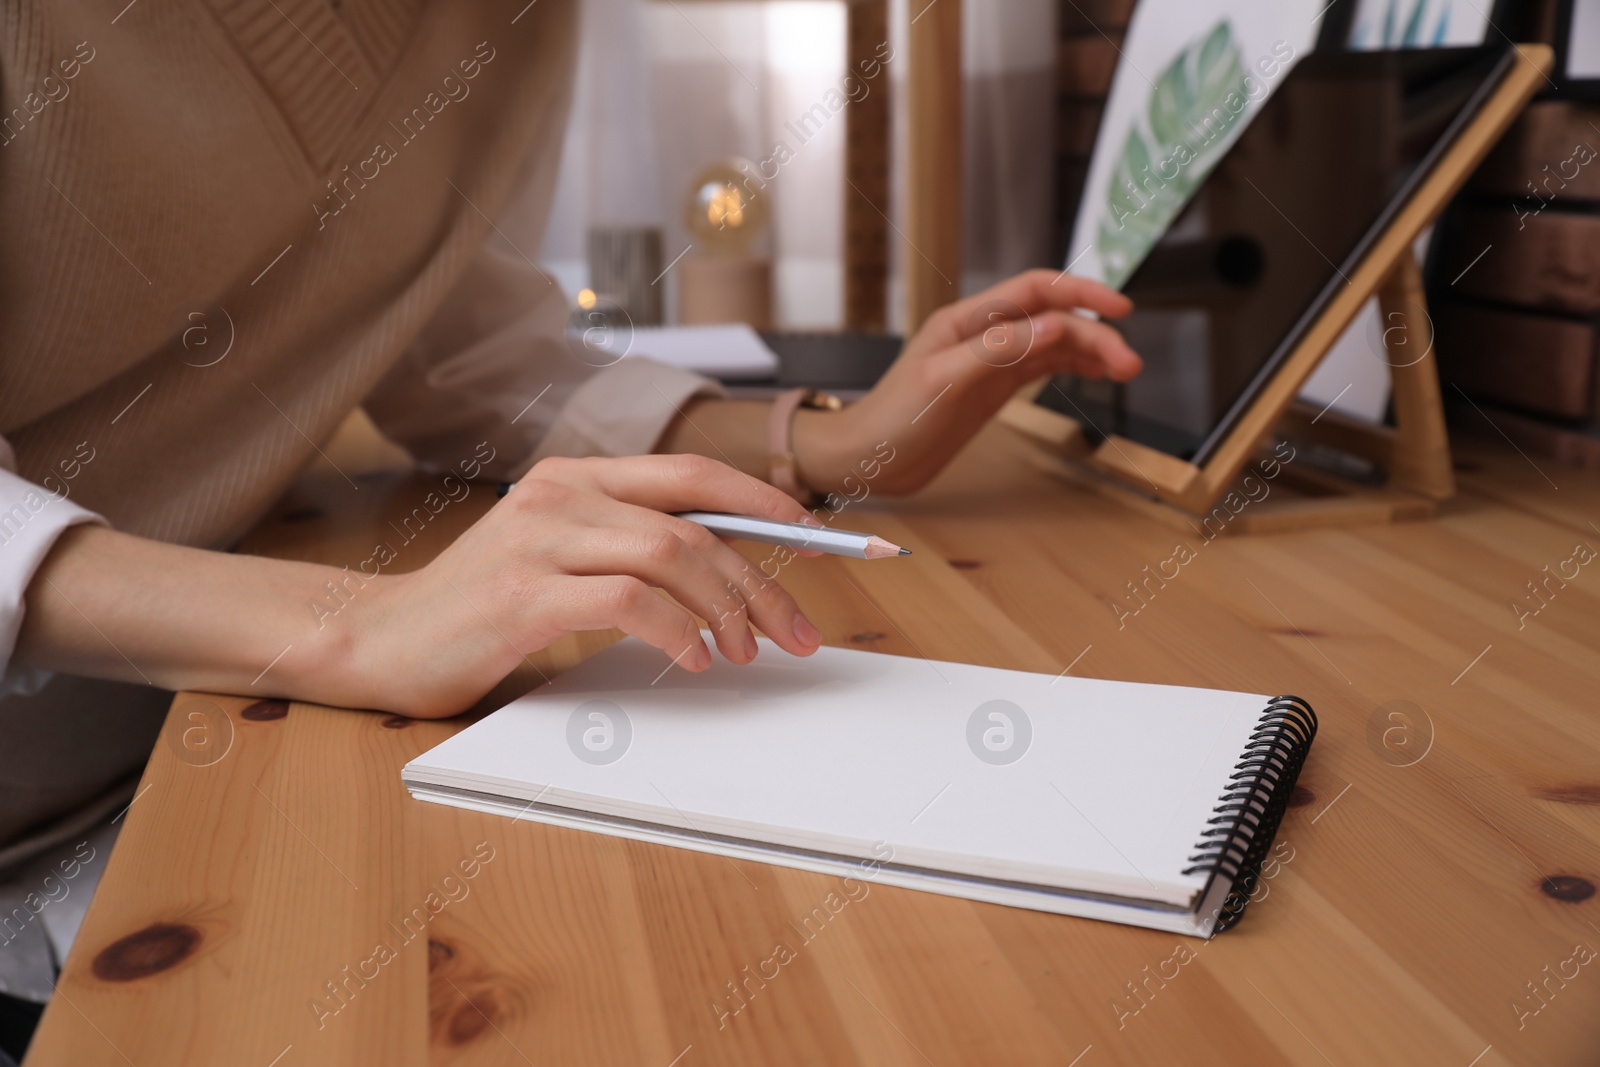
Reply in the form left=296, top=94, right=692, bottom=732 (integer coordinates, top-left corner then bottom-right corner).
left=29, top=699, right=461, bottom=1067
left=844, top=0, right=890, bottom=332
left=1090, top=434, right=1202, bottom=496
left=1380, top=254, right=1456, bottom=500
left=904, top=0, right=962, bottom=332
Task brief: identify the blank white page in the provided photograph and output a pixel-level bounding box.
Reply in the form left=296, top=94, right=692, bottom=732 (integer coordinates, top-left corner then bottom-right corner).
left=406, top=638, right=1269, bottom=907
left=622, top=324, right=779, bottom=379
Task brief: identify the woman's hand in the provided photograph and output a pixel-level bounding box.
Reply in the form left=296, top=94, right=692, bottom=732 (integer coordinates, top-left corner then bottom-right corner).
left=340, top=454, right=823, bottom=717
left=794, top=270, right=1141, bottom=496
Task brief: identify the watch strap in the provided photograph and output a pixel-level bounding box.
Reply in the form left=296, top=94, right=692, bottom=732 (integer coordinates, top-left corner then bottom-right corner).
left=768, top=387, right=809, bottom=501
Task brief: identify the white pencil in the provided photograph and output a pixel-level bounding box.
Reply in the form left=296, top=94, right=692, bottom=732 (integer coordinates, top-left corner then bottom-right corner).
left=675, top=511, right=910, bottom=560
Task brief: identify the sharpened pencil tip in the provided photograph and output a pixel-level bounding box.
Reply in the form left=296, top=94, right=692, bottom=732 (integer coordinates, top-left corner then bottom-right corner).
left=863, top=536, right=907, bottom=560
left=899, top=547, right=911, bottom=555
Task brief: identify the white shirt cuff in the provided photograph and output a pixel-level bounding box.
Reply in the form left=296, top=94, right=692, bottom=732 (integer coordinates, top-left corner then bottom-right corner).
left=0, top=466, right=108, bottom=692
left=525, top=356, right=728, bottom=469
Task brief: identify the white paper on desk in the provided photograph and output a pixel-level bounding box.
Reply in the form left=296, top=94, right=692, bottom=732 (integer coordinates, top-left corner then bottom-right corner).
left=581, top=324, right=779, bottom=380
left=404, top=638, right=1281, bottom=936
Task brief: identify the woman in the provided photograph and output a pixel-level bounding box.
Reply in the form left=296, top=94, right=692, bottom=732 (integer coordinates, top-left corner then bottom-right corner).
left=0, top=0, right=1137, bottom=1041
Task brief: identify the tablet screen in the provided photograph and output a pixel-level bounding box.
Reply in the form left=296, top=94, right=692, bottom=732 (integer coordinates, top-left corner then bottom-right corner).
left=1038, top=44, right=1514, bottom=464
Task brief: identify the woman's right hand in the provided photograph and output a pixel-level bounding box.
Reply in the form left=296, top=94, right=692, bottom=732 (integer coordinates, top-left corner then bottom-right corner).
left=333, top=454, right=824, bottom=717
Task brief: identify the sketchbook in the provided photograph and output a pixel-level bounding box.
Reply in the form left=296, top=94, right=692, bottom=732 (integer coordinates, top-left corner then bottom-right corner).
left=402, top=638, right=1315, bottom=937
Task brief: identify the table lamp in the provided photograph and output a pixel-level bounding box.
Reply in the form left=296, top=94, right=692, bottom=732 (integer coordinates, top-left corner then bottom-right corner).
left=678, top=159, right=773, bottom=328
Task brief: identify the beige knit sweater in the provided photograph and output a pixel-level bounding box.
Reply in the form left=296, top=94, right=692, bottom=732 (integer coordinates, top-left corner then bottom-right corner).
left=3, top=0, right=718, bottom=546
left=0, top=0, right=723, bottom=964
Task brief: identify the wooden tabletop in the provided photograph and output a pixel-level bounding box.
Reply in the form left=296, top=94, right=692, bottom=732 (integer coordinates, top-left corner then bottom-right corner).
left=26, top=415, right=1600, bottom=1066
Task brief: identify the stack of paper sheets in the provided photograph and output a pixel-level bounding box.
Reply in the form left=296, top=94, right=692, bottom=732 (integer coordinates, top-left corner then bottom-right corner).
left=404, top=638, right=1309, bottom=936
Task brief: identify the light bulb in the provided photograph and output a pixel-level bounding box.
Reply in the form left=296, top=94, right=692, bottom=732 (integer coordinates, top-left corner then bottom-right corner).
left=684, top=158, right=767, bottom=255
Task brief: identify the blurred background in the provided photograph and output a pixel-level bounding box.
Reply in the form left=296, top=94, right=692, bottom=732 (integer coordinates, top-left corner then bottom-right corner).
left=514, top=0, right=1056, bottom=334
left=511, top=0, right=1600, bottom=466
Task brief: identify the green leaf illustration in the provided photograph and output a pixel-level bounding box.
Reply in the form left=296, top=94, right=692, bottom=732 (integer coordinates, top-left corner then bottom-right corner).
left=1358, top=0, right=1451, bottom=48
left=1096, top=20, right=1246, bottom=288
left=1401, top=0, right=1427, bottom=46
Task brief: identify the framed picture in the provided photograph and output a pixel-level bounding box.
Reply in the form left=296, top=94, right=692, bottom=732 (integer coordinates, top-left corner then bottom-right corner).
left=1556, top=0, right=1600, bottom=98
left=1066, top=1, right=1327, bottom=291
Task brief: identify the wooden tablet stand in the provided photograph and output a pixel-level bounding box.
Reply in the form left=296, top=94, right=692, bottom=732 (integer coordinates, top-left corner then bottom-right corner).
left=1003, top=44, right=1552, bottom=536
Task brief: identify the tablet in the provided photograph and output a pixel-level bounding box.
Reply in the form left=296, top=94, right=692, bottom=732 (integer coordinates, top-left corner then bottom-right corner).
left=1038, top=44, right=1516, bottom=464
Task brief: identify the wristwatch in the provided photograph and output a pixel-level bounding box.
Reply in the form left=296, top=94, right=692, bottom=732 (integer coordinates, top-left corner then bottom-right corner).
left=768, top=387, right=844, bottom=503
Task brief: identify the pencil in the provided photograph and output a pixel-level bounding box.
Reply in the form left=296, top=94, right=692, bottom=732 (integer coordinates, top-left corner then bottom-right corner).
left=494, top=483, right=908, bottom=560
left=675, top=512, right=910, bottom=560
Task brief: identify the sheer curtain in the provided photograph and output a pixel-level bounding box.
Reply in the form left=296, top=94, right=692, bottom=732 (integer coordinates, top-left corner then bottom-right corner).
left=533, top=0, right=1058, bottom=332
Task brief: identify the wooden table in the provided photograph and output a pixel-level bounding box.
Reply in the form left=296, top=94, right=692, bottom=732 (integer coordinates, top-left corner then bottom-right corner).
left=27, top=417, right=1600, bottom=1066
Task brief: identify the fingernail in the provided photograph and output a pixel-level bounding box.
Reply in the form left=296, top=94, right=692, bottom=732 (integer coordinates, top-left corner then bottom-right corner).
left=743, top=629, right=759, bottom=661
left=792, top=613, right=821, bottom=646
left=798, top=513, right=824, bottom=527
left=692, top=640, right=712, bottom=670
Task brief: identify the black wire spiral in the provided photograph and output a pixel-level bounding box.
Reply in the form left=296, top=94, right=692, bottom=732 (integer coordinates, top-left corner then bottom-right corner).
left=1180, top=696, right=1317, bottom=933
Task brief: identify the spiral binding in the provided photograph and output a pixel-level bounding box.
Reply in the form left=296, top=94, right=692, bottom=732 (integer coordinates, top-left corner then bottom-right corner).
left=1181, top=695, right=1317, bottom=933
